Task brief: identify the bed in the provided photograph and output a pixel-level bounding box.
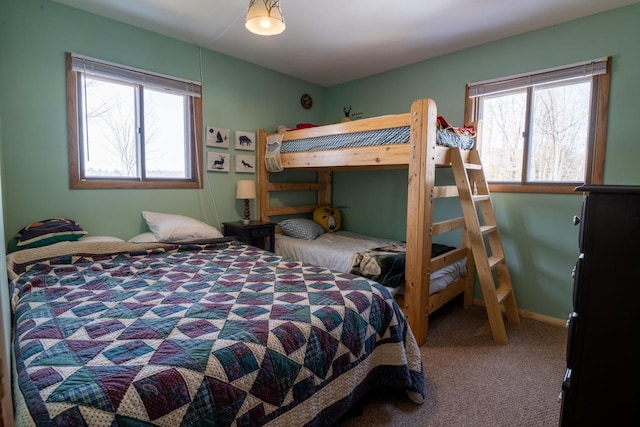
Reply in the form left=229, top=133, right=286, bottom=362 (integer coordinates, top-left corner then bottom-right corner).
left=257, top=98, right=478, bottom=345
left=275, top=231, right=467, bottom=298
left=7, top=239, right=425, bottom=426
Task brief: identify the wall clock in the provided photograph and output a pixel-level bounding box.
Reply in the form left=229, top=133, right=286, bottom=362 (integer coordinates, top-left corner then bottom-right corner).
left=300, top=93, right=313, bottom=109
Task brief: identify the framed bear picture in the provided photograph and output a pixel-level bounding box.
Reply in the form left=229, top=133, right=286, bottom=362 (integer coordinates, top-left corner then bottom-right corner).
left=235, top=131, right=255, bottom=151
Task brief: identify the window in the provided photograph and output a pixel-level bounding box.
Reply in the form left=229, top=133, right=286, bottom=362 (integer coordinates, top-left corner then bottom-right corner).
left=464, top=57, right=610, bottom=194
left=66, top=52, right=203, bottom=189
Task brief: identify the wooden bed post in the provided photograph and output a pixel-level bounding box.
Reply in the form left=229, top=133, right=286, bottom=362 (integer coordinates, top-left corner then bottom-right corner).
left=257, top=129, right=269, bottom=223
left=317, top=171, right=332, bottom=206
left=405, top=98, right=437, bottom=345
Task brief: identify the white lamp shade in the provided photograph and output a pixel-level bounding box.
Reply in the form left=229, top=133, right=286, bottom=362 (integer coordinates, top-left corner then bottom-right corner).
left=245, top=0, right=285, bottom=36
left=236, top=180, right=257, bottom=199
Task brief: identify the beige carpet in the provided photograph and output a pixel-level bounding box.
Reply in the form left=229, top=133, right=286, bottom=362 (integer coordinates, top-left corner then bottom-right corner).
left=340, top=302, right=567, bottom=427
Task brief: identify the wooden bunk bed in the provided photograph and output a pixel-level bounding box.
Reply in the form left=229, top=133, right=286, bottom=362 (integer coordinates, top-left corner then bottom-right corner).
left=257, top=98, right=477, bottom=345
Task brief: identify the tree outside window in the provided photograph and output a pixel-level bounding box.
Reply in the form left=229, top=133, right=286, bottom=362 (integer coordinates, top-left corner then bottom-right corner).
left=66, top=53, right=203, bottom=189
left=465, top=57, right=610, bottom=194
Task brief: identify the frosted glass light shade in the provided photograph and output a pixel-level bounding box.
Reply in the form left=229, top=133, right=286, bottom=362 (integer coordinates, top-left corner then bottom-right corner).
left=245, top=0, right=285, bottom=36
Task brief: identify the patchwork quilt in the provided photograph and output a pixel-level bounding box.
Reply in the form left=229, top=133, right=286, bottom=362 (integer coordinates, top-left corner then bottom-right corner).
left=8, top=240, right=425, bottom=426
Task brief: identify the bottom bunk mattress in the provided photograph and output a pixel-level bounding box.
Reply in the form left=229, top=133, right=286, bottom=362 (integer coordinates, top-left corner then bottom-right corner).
left=275, top=231, right=467, bottom=297
left=7, top=240, right=425, bottom=427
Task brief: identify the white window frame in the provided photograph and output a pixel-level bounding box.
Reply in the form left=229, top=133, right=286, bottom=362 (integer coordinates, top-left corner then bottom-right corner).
left=66, top=52, right=203, bottom=189
left=464, top=57, right=611, bottom=194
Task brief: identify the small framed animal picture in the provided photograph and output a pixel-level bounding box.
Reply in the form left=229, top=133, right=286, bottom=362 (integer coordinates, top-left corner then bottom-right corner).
left=207, top=152, right=230, bottom=172
left=235, top=131, right=255, bottom=151
left=235, top=154, right=255, bottom=174
left=206, top=126, right=230, bottom=148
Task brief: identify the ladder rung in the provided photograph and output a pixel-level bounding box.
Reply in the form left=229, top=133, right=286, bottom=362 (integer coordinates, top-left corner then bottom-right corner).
left=451, top=145, right=520, bottom=343
left=464, top=162, right=482, bottom=170
left=488, top=255, right=504, bottom=269
left=495, top=284, right=512, bottom=304
left=480, top=225, right=497, bottom=235
left=472, top=194, right=491, bottom=202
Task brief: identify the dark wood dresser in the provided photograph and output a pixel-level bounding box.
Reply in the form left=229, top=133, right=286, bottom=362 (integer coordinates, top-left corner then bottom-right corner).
left=559, top=185, right=640, bottom=426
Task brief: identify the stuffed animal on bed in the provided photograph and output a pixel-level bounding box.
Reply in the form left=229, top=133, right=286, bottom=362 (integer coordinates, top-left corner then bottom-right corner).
left=313, top=206, right=341, bottom=232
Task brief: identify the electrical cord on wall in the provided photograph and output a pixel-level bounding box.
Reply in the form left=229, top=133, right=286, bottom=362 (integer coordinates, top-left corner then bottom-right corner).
left=197, top=5, right=246, bottom=228
left=197, top=46, right=222, bottom=229
left=207, top=6, right=246, bottom=45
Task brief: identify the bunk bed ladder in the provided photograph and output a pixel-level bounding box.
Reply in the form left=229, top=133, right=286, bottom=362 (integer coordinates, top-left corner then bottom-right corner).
left=450, top=148, right=520, bottom=344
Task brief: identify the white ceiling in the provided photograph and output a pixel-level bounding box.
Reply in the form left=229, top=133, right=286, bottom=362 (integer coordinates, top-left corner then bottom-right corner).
left=52, top=0, right=639, bottom=87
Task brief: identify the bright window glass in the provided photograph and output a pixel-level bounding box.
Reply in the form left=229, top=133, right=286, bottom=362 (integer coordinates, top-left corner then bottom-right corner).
left=67, top=52, right=203, bottom=189
left=466, top=57, right=610, bottom=193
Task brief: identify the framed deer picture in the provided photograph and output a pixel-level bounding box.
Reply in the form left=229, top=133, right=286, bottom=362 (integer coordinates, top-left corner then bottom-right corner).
left=207, top=152, right=230, bottom=172
left=235, top=154, right=255, bottom=174
left=235, top=131, right=255, bottom=151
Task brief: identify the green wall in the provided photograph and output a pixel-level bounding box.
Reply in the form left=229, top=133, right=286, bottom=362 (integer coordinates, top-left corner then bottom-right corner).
left=325, top=4, right=640, bottom=319
left=2, top=0, right=640, bottom=323
left=0, top=0, right=325, bottom=243
left=0, top=38, right=11, bottom=420
left=0, top=52, right=5, bottom=349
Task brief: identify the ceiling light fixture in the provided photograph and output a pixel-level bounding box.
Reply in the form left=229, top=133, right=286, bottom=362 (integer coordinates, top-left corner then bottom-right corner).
left=245, top=0, right=285, bottom=36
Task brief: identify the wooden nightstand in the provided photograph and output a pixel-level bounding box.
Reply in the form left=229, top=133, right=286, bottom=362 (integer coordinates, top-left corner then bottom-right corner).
left=222, top=221, right=276, bottom=252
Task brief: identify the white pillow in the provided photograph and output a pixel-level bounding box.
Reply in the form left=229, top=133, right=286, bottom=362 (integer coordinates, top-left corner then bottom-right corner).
left=141, top=211, right=223, bottom=242
left=127, top=232, right=158, bottom=243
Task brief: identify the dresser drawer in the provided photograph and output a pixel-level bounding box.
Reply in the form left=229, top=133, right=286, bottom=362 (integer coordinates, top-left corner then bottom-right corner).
left=571, top=254, right=583, bottom=311
left=565, top=312, right=578, bottom=369
left=249, top=227, right=272, bottom=238
left=575, top=195, right=588, bottom=252
left=222, top=221, right=275, bottom=252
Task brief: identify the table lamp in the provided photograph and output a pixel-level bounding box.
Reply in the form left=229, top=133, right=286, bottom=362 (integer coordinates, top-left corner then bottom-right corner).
left=236, top=180, right=256, bottom=224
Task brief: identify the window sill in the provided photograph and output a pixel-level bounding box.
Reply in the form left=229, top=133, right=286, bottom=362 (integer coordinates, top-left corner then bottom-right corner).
left=488, top=184, right=585, bottom=194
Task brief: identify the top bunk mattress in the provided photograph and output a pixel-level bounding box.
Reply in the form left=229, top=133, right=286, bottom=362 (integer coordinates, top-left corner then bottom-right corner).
left=280, top=126, right=474, bottom=153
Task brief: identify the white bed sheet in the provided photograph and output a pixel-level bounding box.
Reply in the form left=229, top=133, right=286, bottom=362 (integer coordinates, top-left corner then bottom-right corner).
left=275, top=231, right=466, bottom=296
